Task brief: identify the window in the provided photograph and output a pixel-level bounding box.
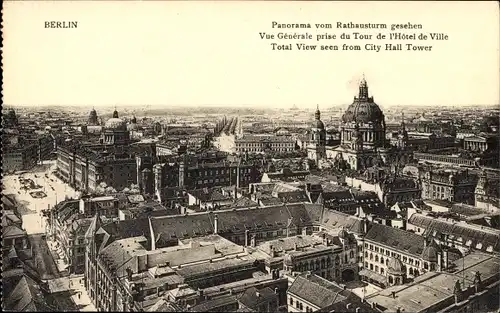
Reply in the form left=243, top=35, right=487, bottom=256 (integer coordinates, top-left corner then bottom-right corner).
left=289, top=297, right=293, bottom=305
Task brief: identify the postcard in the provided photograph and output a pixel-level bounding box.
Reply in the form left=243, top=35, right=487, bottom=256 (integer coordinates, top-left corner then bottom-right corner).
left=2, top=1, right=499, bottom=312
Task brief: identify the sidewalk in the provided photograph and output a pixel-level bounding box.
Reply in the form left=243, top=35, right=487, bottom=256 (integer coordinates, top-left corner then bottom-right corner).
left=47, top=239, right=70, bottom=273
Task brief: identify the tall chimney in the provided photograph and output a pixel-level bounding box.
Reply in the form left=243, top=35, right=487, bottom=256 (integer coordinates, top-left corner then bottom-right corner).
left=214, top=214, right=219, bottom=234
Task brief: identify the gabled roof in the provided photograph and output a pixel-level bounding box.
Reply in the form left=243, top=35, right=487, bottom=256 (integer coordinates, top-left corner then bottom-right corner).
left=3, top=274, right=51, bottom=312
left=408, top=213, right=500, bottom=252
left=365, top=223, right=425, bottom=257
left=238, top=287, right=277, bottom=309
left=231, top=197, right=259, bottom=208
left=288, top=274, right=346, bottom=309
left=3, top=224, right=27, bottom=239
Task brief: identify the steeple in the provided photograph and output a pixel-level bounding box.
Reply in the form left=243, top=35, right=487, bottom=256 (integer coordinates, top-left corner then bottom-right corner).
left=359, top=74, right=369, bottom=100
left=399, top=112, right=408, bottom=140
left=113, top=106, right=119, bottom=118
left=132, top=115, right=137, bottom=124
left=315, top=104, right=321, bottom=120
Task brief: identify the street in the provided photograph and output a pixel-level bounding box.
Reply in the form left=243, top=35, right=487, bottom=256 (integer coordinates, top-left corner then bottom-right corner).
left=30, top=234, right=61, bottom=280
left=3, top=160, right=80, bottom=235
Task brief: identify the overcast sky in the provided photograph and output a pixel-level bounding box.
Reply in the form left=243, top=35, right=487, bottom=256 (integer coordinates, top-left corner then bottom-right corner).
left=3, top=1, right=499, bottom=108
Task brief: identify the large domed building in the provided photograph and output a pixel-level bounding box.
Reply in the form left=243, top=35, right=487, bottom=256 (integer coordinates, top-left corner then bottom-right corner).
left=326, top=76, right=397, bottom=171
left=340, top=76, right=386, bottom=150
left=101, top=108, right=131, bottom=145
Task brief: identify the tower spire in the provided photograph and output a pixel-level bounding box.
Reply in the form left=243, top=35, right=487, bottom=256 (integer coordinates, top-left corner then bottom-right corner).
left=315, top=105, right=321, bottom=120
left=358, top=74, right=369, bottom=99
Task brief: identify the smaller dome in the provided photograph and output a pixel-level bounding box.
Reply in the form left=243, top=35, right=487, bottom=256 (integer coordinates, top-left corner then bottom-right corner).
left=312, top=119, right=325, bottom=130
left=421, top=240, right=441, bottom=262
left=387, top=257, right=405, bottom=275
left=105, top=118, right=126, bottom=130
left=338, top=228, right=349, bottom=239
left=284, top=254, right=294, bottom=266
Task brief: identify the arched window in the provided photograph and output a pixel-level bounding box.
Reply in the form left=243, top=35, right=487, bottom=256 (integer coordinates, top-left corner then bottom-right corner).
left=350, top=251, right=354, bottom=259
left=375, top=255, right=379, bottom=262
left=409, top=268, right=413, bottom=275
left=344, top=255, right=348, bottom=263
left=365, top=252, right=368, bottom=258
left=369, top=253, right=373, bottom=260
left=389, top=276, right=394, bottom=284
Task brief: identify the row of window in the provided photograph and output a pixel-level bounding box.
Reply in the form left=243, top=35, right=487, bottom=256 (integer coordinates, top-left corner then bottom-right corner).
left=365, top=261, right=425, bottom=277
left=188, top=168, right=251, bottom=177
left=289, top=297, right=314, bottom=312
left=236, top=142, right=295, bottom=147
left=365, top=243, right=421, bottom=267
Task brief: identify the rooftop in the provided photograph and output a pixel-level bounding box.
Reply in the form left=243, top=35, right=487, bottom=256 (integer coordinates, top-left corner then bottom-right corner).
left=366, top=253, right=500, bottom=312
left=365, top=223, right=426, bottom=257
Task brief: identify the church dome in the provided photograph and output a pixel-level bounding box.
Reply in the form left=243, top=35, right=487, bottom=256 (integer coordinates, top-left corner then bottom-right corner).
left=342, top=101, right=384, bottom=124
left=312, top=119, right=325, bottom=129
left=421, top=240, right=441, bottom=262
left=311, top=105, right=325, bottom=130
left=105, top=118, right=126, bottom=130
left=341, top=77, right=384, bottom=124
left=387, top=257, right=405, bottom=275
